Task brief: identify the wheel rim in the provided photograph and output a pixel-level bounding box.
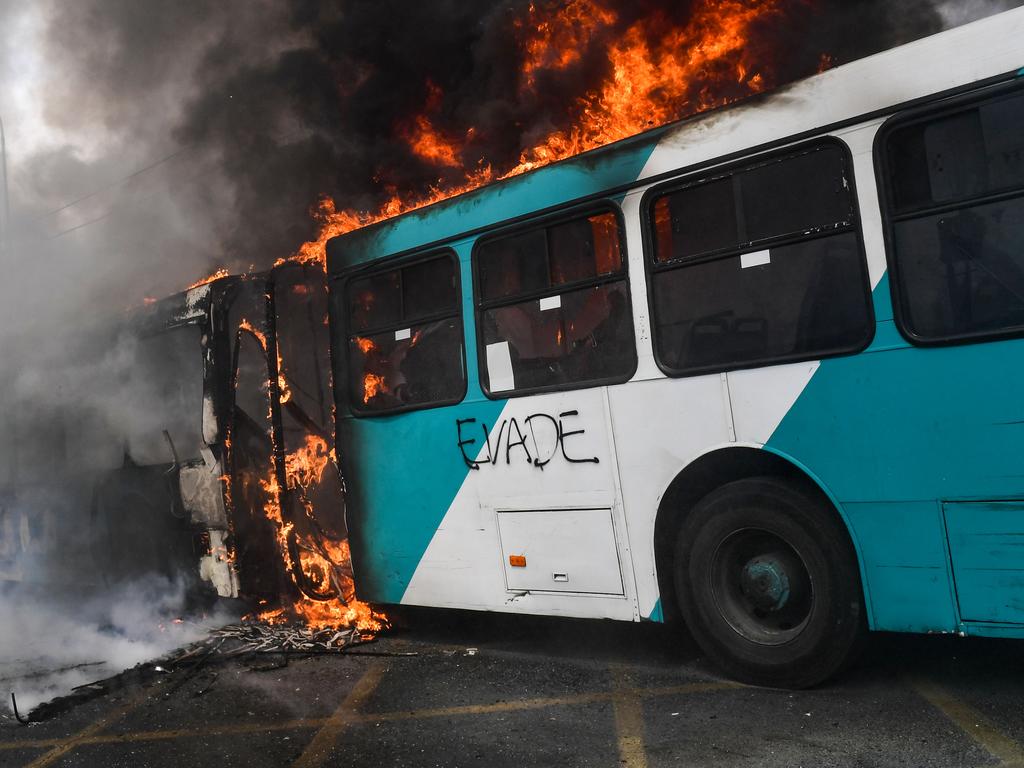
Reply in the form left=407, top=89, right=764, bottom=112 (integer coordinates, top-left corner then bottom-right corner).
left=709, top=528, right=813, bottom=646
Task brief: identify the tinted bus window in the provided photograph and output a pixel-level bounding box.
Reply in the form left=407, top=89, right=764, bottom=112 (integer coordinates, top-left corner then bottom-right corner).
left=475, top=209, right=636, bottom=395
left=882, top=87, right=1024, bottom=342
left=647, top=141, right=872, bottom=375
left=345, top=252, right=465, bottom=413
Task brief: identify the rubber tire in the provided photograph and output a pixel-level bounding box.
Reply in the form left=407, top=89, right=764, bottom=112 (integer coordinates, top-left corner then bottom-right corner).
left=674, top=476, right=865, bottom=689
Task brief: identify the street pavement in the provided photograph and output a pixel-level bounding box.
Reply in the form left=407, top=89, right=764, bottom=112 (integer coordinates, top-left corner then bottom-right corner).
left=1, top=608, right=1022, bottom=767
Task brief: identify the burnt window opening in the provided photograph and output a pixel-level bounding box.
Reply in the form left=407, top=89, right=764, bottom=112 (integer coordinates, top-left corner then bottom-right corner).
left=647, top=141, right=873, bottom=376
left=125, top=324, right=205, bottom=465
left=882, top=86, right=1024, bottom=343
left=234, top=331, right=273, bottom=436
left=344, top=251, right=465, bottom=414
left=475, top=209, right=636, bottom=395
left=275, top=267, right=332, bottom=435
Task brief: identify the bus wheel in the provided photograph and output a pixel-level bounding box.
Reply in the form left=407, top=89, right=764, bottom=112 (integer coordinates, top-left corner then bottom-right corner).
left=673, top=476, right=865, bottom=689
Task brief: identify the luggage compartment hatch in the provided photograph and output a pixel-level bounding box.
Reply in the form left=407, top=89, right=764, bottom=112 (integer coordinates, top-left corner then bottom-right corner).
left=497, top=508, right=624, bottom=595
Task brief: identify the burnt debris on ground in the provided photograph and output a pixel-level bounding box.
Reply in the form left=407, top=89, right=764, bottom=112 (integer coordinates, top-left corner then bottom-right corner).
left=8, top=621, right=396, bottom=724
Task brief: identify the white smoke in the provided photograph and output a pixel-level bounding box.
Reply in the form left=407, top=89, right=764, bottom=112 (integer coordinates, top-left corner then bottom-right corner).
left=0, top=576, right=231, bottom=717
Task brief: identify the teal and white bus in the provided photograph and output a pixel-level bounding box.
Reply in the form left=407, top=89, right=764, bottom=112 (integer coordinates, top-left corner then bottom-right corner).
left=324, top=10, right=1024, bottom=687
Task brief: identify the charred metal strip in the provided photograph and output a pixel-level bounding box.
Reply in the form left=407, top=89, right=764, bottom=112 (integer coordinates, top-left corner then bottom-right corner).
left=11, top=692, right=29, bottom=725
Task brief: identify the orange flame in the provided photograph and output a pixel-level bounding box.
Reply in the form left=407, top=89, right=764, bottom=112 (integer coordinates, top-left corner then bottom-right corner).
left=404, top=114, right=463, bottom=169
left=277, top=349, right=292, bottom=403
left=187, top=268, right=229, bottom=290
left=517, top=0, right=617, bottom=88
left=257, top=433, right=385, bottom=632
left=236, top=314, right=383, bottom=630
left=284, top=0, right=788, bottom=268
left=239, top=318, right=268, bottom=351
left=362, top=373, right=385, bottom=404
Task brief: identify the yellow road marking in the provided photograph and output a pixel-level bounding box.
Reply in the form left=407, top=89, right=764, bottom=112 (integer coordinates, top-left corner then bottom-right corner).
left=612, top=667, right=649, bottom=768
left=21, top=688, right=151, bottom=768
left=291, top=660, right=387, bottom=768
left=0, top=678, right=739, bottom=753
left=913, top=678, right=1024, bottom=767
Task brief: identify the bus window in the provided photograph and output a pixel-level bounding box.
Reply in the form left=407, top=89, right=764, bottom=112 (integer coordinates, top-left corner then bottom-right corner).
left=475, top=209, right=636, bottom=396
left=882, top=87, right=1024, bottom=343
left=647, top=141, right=872, bottom=375
left=345, top=251, right=465, bottom=414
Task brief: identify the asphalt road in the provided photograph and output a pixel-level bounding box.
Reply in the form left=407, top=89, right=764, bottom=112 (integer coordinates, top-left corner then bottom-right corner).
left=2, top=609, right=1023, bottom=767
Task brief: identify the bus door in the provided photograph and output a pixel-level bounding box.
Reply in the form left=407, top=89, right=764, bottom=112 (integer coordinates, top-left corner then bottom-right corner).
left=225, top=279, right=283, bottom=601
left=270, top=263, right=351, bottom=603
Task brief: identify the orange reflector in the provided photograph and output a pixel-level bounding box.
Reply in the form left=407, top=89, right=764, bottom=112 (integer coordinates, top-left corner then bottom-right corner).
left=509, top=554, right=527, bottom=567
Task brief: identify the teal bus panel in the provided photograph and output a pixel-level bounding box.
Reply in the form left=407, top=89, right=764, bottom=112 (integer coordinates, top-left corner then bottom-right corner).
left=945, top=502, right=1024, bottom=625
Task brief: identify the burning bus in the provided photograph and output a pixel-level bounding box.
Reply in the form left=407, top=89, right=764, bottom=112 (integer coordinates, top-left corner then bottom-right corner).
left=320, top=10, right=1024, bottom=687
left=5, top=5, right=1023, bottom=689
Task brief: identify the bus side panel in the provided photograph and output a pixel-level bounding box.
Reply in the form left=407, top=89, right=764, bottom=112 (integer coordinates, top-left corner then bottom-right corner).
left=340, top=396, right=506, bottom=606
left=401, top=389, right=638, bottom=620
left=767, top=278, right=1024, bottom=634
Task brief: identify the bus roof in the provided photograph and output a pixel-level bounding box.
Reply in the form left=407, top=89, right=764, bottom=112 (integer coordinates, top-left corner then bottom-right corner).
left=326, top=7, right=1024, bottom=276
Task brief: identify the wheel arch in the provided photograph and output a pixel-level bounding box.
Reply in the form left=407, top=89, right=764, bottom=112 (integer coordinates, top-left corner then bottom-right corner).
left=652, top=445, right=871, bottom=626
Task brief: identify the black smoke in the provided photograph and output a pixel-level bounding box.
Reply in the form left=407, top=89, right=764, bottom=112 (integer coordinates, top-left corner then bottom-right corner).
left=2, top=0, right=1017, bottom=281
left=179, top=0, right=1022, bottom=266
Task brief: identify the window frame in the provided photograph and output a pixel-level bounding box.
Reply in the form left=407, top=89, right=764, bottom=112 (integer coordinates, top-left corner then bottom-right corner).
left=338, top=248, right=467, bottom=417
left=875, top=79, right=1024, bottom=347
left=471, top=201, right=638, bottom=399
left=640, top=136, right=875, bottom=378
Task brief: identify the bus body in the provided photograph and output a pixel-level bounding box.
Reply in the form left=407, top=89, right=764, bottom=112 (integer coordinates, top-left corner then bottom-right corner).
left=326, top=10, right=1024, bottom=685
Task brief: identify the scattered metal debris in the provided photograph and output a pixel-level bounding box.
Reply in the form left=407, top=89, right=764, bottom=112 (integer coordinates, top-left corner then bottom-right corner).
left=186, top=622, right=372, bottom=657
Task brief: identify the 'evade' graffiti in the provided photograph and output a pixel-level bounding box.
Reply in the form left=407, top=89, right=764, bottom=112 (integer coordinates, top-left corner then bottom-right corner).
left=456, top=410, right=599, bottom=470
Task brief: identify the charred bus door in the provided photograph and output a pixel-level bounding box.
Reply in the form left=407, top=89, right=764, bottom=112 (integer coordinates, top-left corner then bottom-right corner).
left=269, top=263, right=351, bottom=605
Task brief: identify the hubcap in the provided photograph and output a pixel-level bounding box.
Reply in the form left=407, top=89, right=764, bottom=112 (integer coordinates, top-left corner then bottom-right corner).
left=740, top=555, right=792, bottom=612
left=710, top=529, right=813, bottom=646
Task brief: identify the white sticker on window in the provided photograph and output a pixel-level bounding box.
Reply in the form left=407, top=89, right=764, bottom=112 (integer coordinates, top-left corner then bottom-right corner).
left=394, top=327, right=411, bottom=341
left=486, top=341, right=516, bottom=393
left=740, top=250, right=771, bottom=269
left=539, top=295, right=562, bottom=311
